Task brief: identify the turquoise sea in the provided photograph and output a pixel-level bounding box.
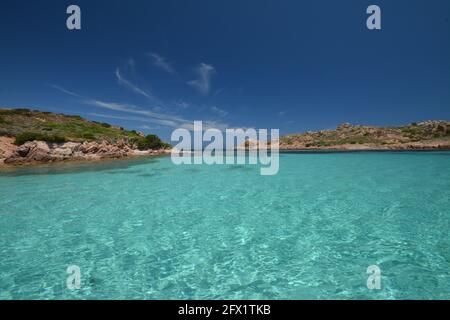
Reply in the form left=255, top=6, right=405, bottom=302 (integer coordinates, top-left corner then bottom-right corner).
left=0, top=152, right=450, bottom=300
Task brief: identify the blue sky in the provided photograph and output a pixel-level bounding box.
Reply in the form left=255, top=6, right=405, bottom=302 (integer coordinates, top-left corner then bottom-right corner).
left=0, top=0, right=449, bottom=141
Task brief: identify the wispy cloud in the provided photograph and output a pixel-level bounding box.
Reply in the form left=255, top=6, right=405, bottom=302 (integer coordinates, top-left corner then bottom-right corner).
left=148, top=53, right=175, bottom=74
left=213, top=87, right=226, bottom=97
left=115, top=67, right=152, bottom=99
left=187, top=63, right=215, bottom=96
left=50, top=84, right=231, bottom=131
left=85, top=99, right=183, bottom=128
left=84, top=99, right=228, bottom=130
left=89, top=110, right=179, bottom=128
left=138, top=124, right=161, bottom=130
left=47, top=84, right=83, bottom=98
left=210, top=106, right=228, bottom=117
left=179, top=120, right=230, bottom=131
left=85, top=99, right=142, bottom=114
left=173, top=100, right=190, bottom=109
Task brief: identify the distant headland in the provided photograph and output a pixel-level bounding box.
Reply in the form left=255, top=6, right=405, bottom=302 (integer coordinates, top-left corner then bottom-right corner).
left=279, top=121, right=450, bottom=151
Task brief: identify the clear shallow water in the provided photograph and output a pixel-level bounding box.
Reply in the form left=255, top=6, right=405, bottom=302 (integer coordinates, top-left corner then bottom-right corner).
left=1, top=152, right=450, bottom=300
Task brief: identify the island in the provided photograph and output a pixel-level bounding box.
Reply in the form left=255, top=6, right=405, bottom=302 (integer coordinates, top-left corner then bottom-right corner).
left=279, top=121, right=450, bottom=151
left=0, top=108, right=171, bottom=166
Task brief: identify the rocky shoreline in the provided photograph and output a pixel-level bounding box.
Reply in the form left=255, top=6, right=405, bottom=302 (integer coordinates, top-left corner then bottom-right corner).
left=0, top=137, right=170, bottom=167
left=279, top=140, right=450, bottom=151
left=2, top=135, right=450, bottom=168
left=279, top=121, right=450, bottom=151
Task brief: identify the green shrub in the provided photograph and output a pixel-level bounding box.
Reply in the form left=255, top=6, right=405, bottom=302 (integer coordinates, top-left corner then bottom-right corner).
left=316, top=140, right=331, bottom=147
left=15, top=132, right=43, bottom=145
left=46, top=135, right=67, bottom=143
left=68, top=115, right=83, bottom=120
left=81, top=133, right=96, bottom=140
left=14, top=132, right=66, bottom=145
left=12, top=108, right=31, bottom=114
left=100, top=122, right=111, bottom=128
left=0, top=108, right=31, bottom=115
left=136, top=134, right=168, bottom=150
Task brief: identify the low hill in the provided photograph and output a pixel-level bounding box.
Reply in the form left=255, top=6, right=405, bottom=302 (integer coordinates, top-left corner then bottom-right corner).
left=0, top=108, right=141, bottom=143
left=0, top=108, right=171, bottom=165
left=0, top=108, right=169, bottom=149
left=280, top=121, right=450, bottom=150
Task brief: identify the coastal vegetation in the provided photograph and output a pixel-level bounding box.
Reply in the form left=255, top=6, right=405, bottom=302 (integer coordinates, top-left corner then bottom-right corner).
left=280, top=121, right=450, bottom=150
left=136, top=134, right=171, bottom=150
left=14, top=132, right=67, bottom=145
left=0, top=108, right=170, bottom=150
